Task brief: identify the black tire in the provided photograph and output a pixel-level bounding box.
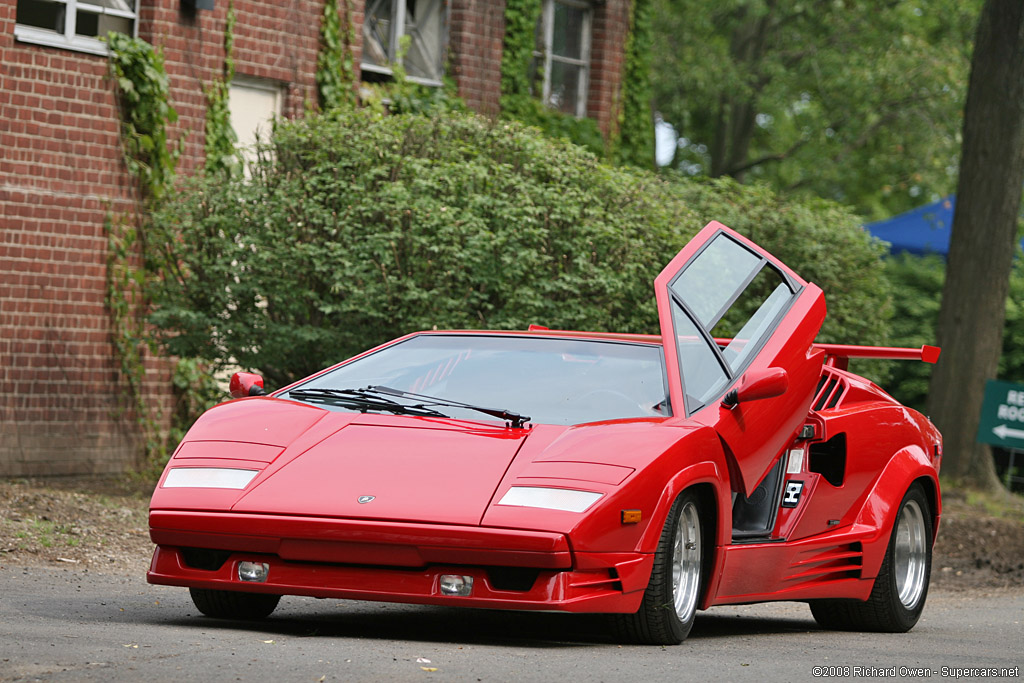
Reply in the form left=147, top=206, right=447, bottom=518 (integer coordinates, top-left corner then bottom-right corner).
left=612, top=489, right=705, bottom=645
left=189, top=588, right=281, bottom=620
left=810, top=482, right=932, bottom=632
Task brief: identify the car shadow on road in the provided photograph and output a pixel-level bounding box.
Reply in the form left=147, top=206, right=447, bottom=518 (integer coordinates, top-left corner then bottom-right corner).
left=146, top=601, right=820, bottom=647
left=689, top=612, right=819, bottom=639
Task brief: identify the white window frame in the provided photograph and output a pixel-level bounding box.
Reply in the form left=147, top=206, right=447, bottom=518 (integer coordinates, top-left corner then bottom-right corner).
left=14, top=0, right=140, bottom=56
left=538, top=0, right=593, bottom=118
left=361, top=0, right=448, bottom=87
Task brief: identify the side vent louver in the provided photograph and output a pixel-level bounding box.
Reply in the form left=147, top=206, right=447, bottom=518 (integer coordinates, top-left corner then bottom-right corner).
left=785, top=542, right=863, bottom=584
left=812, top=369, right=849, bottom=411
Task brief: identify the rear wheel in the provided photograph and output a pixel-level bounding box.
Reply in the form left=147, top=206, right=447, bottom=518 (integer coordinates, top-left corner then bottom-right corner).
left=810, top=483, right=932, bottom=632
left=613, top=489, right=705, bottom=644
left=189, top=588, right=281, bottom=620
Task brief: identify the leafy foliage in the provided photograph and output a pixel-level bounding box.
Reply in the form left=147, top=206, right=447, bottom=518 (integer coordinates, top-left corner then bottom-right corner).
left=203, top=0, right=241, bottom=177
left=317, top=0, right=358, bottom=111
left=106, top=33, right=182, bottom=464
left=107, top=29, right=232, bottom=467
left=168, top=358, right=223, bottom=452
left=148, top=110, right=892, bottom=388
left=616, top=0, right=656, bottom=168
left=499, top=0, right=606, bottom=158
left=651, top=0, right=981, bottom=218
left=359, top=37, right=468, bottom=117
left=106, top=32, right=179, bottom=201
left=882, top=253, right=1024, bottom=412
left=500, top=0, right=542, bottom=107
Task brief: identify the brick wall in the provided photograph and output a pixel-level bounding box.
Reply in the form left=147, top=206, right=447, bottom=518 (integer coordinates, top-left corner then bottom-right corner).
left=0, top=0, right=144, bottom=476
left=0, top=0, right=322, bottom=477
left=449, top=0, right=506, bottom=116
left=0, top=0, right=633, bottom=477
left=588, top=0, right=632, bottom=137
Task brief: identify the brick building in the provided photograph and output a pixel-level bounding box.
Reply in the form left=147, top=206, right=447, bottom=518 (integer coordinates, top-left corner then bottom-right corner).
left=0, top=0, right=634, bottom=477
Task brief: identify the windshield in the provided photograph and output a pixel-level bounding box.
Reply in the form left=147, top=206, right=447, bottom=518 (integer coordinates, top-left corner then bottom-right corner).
left=285, top=334, right=671, bottom=426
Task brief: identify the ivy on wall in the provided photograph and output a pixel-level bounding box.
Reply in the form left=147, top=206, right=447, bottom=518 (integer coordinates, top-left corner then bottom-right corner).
left=499, top=0, right=541, bottom=109
left=107, top=32, right=179, bottom=201
left=203, top=0, right=241, bottom=176
left=106, top=32, right=181, bottom=464
left=616, top=0, right=656, bottom=168
left=499, top=0, right=654, bottom=165
left=499, top=0, right=604, bottom=157
left=317, top=0, right=358, bottom=111
left=317, top=2, right=463, bottom=116
left=106, top=20, right=235, bottom=471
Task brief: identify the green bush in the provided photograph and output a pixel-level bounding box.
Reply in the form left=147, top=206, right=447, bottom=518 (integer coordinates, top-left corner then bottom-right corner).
left=149, top=109, right=892, bottom=388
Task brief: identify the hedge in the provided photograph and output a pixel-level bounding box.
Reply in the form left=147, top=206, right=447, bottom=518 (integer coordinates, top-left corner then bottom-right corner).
left=149, top=109, right=892, bottom=387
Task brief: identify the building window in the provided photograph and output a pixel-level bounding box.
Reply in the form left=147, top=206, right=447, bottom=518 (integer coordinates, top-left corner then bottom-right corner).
left=15, top=0, right=138, bottom=56
left=229, top=77, right=284, bottom=169
left=535, top=0, right=592, bottom=117
left=362, top=0, right=447, bottom=86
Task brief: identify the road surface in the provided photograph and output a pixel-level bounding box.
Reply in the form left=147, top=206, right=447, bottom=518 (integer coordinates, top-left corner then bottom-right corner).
left=0, top=565, right=1020, bottom=682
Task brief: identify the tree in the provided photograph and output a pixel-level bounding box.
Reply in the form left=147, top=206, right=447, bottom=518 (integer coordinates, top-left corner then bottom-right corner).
left=651, top=0, right=980, bottom=219
left=927, top=0, right=1024, bottom=491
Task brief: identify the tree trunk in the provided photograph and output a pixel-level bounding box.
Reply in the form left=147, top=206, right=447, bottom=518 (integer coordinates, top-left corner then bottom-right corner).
left=709, top=9, right=771, bottom=180
left=927, top=0, right=1024, bottom=491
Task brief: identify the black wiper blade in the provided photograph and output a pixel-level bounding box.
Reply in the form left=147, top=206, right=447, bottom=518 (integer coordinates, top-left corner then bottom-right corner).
left=366, top=386, right=531, bottom=429
left=287, top=387, right=449, bottom=418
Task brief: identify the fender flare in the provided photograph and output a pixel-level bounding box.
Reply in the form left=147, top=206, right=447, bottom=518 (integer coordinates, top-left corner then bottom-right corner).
left=638, top=461, right=731, bottom=553
left=635, top=431, right=732, bottom=609
left=855, top=444, right=940, bottom=579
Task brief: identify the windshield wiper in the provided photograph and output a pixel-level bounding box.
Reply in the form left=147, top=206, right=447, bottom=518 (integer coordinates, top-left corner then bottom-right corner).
left=286, top=387, right=449, bottom=419
left=366, top=386, right=531, bottom=429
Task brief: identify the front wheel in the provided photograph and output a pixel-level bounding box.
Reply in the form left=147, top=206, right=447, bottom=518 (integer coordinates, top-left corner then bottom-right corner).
left=613, top=489, right=705, bottom=644
left=189, top=588, right=281, bottom=620
left=810, top=482, right=932, bottom=632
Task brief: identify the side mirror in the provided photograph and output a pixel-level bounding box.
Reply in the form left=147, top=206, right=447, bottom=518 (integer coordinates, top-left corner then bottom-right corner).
left=229, top=372, right=266, bottom=399
left=722, top=367, right=788, bottom=408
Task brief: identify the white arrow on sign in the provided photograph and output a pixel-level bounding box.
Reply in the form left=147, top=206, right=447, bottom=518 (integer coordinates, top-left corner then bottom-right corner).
left=993, top=424, right=1024, bottom=440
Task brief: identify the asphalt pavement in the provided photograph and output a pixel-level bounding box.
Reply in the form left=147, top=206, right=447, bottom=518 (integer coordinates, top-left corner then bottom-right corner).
left=0, top=565, right=1020, bottom=682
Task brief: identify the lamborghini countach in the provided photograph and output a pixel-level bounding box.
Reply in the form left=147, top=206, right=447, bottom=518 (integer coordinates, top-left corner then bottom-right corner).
left=147, top=221, right=942, bottom=644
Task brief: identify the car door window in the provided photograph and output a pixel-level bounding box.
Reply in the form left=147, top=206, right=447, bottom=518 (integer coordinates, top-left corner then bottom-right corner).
left=713, top=268, right=792, bottom=372
left=668, top=232, right=797, bottom=413
left=670, top=234, right=762, bottom=328
left=671, top=301, right=729, bottom=410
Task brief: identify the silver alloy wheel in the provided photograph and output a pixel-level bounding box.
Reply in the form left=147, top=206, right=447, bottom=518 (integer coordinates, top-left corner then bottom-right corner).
left=893, top=498, right=928, bottom=608
left=672, top=501, right=702, bottom=622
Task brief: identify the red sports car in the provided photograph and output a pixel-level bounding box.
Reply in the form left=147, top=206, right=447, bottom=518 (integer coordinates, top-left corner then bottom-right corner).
left=148, top=221, right=942, bottom=644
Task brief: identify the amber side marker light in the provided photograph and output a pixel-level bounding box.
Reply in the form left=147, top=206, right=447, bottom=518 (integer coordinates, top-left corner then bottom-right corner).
left=621, top=510, right=642, bottom=524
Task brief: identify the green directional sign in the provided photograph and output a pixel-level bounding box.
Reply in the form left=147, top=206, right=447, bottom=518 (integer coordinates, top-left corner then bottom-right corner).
left=977, top=379, right=1024, bottom=449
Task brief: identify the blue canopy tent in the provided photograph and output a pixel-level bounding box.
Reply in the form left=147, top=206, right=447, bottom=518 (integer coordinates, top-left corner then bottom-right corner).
left=863, top=196, right=956, bottom=256
left=864, top=195, right=1024, bottom=256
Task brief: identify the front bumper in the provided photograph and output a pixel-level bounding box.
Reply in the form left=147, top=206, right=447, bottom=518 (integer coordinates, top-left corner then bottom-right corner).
left=148, top=510, right=653, bottom=613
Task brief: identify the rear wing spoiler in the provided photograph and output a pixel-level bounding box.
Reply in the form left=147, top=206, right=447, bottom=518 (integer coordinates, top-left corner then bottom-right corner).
left=814, top=344, right=940, bottom=370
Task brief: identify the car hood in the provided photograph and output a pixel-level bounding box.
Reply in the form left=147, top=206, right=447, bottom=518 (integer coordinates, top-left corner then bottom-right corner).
left=153, top=399, right=679, bottom=529
left=226, top=411, right=529, bottom=526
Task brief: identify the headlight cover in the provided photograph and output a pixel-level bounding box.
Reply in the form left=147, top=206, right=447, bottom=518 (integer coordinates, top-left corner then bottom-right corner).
left=163, top=467, right=259, bottom=490
left=497, top=486, right=603, bottom=513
